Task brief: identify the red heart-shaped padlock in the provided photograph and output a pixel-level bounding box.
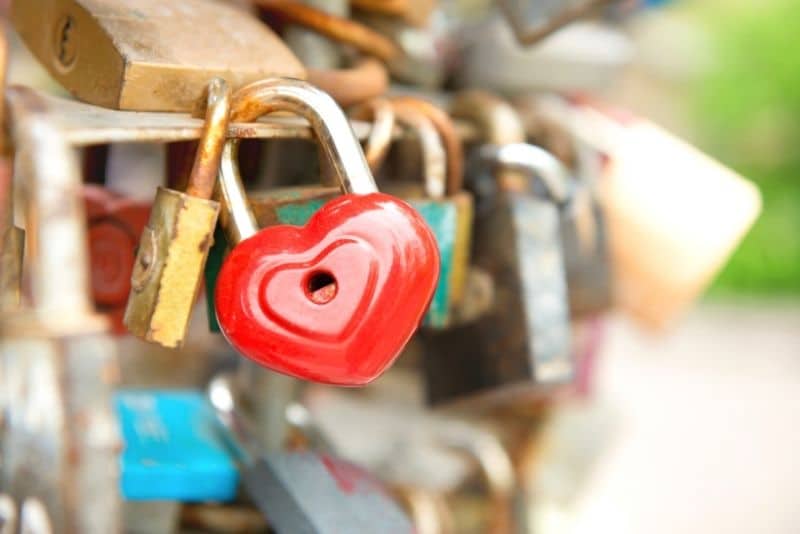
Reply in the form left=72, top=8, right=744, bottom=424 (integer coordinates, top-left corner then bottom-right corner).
left=214, top=193, right=439, bottom=386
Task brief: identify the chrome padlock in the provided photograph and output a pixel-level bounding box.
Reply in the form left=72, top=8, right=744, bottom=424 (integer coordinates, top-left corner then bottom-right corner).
left=1, top=98, right=121, bottom=533
left=124, top=79, right=231, bottom=348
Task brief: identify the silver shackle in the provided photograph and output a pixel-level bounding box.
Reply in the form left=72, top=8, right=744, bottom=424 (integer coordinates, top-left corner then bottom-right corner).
left=477, top=143, right=571, bottom=205
left=217, top=78, right=379, bottom=244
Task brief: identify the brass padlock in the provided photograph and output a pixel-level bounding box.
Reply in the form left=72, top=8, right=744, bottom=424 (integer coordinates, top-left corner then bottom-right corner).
left=124, top=79, right=231, bottom=348
left=11, top=0, right=305, bottom=111
left=1, top=98, right=121, bottom=533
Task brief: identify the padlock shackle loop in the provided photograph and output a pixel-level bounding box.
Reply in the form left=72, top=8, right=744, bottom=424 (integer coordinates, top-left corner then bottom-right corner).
left=392, top=104, right=447, bottom=200
left=479, top=143, right=572, bottom=206
left=207, top=373, right=264, bottom=467
left=439, top=428, right=515, bottom=500
left=348, top=98, right=396, bottom=174
left=439, top=427, right=516, bottom=533
left=186, top=78, right=231, bottom=200
left=450, top=90, right=527, bottom=147
left=231, top=78, right=378, bottom=196
left=390, top=96, right=464, bottom=196
left=217, top=140, right=259, bottom=244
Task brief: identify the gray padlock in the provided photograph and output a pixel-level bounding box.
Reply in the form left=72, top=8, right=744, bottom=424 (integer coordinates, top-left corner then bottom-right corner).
left=421, top=142, right=574, bottom=409
left=208, top=374, right=414, bottom=534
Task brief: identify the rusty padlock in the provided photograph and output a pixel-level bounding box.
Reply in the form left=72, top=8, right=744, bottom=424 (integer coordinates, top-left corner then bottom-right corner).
left=124, top=78, right=231, bottom=348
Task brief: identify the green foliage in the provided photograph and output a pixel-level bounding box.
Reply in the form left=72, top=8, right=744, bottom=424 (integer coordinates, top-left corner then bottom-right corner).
left=686, top=0, right=800, bottom=293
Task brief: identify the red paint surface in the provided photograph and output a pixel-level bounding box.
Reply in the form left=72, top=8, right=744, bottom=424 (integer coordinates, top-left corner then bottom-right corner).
left=83, top=185, right=150, bottom=334
left=319, top=455, right=390, bottom=497
left=215, top=193, right=439, bottom=386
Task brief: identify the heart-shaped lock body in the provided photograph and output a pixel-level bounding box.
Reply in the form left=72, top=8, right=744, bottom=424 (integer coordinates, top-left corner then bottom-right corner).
left=215, top=192, right=439, bottom=385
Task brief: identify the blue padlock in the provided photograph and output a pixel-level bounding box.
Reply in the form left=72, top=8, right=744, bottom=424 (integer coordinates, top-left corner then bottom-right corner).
left=115, top=390, right=239, bottom=502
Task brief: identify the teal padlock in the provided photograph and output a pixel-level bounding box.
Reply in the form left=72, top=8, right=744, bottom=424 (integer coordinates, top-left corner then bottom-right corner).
left=377, top=102, right=473, bottom=329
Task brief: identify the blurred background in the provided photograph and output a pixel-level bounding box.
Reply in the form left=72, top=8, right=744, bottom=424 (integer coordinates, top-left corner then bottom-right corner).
left=536, top=1, right=800, bottom=532
left=3, top=0, right=799, bottom=532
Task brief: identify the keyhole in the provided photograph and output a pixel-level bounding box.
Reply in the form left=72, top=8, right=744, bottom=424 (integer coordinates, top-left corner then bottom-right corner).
left=54, top=15, right=77, bottom=70
left=305, top=271, right=338, bottom=305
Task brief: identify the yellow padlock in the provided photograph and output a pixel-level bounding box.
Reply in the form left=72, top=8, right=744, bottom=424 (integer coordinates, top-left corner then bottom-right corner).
left=124, top=78, right=230, bottom=348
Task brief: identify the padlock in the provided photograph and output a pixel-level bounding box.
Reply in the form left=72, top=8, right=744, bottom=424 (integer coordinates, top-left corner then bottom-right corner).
left=11, top=0, right=305, bottom=111
left=390, top=97, right=473, bottom=307
left=418, top=92, right=572, bottom=408
left=123, top=79, right=230, bottom=348
left=492, top=133, right=610, bottom=320
left=208, top=374, right=415, bottom=533
left=213, top=78, right=439, bottom=386
left=205, top=186, right=341, bottom=333
left=439, top=427, right=516, bottom=534
left=558, top=171, right=613, bottom=318
left=115, top=389, right=239, bottom=502
left=368, top=100, right=473, bottom=328
left=513, top=95, right=613, bottom=318
left=525, top=96, right=761, bottom=329
left=82, top=184, right=150, bottom=335
left=1, top=101, right=121, bottom=532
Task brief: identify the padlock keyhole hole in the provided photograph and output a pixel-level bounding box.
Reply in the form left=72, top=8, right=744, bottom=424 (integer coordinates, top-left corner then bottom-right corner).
left=305, top=271, right=338, bottom=305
